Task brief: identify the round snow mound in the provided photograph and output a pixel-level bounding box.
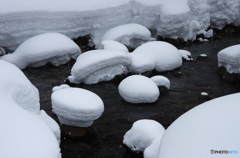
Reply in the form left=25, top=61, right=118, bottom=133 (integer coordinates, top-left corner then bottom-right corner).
left=118, top=75, right=159, bottom=103
left=123, top=119, right=165, bottom=152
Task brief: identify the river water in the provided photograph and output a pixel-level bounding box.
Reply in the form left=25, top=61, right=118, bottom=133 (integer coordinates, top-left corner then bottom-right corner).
left=23, top=33, right=240, bottom=158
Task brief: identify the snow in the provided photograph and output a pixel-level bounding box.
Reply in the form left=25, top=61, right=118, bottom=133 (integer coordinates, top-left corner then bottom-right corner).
left=118, top=75, right=159, bottom=104
left=52, top=87, right=104, bottom=127
left=201, top=92, right=208, bottom=96
left=218, top=44, right=240, bottom=73
left=0, top=60, right=61, bottom=158
left=97, top=40, right=129, bottom=52
left=68, top=50, right=130, bottom=84
left=158, top=93, right=240, bottom=158
left=133, top=41, right=182, bottom=72
left=144, top=139, right=161, bottom=158
left=200, top=54, right=207, bottom=57
left=150, top=76, right=170, bottom=89
left=99, top=23, right=151, bottom=49
left=52, top=84, right=70, bottom=92
left=123, top=119, right=165, bottom=152
left=0, top=33, right=81, bottom=69
left=179, top=49, right=193, bottom=61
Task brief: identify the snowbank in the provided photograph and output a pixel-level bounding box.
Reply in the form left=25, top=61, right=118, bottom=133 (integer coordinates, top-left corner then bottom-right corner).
left=0, top=33, right=81, bottom=69
left=158, top=93, right=240, bottom=158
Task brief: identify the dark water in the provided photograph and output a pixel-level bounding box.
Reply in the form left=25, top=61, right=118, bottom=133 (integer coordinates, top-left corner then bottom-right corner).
left=23, top=33, right=240, bottom=158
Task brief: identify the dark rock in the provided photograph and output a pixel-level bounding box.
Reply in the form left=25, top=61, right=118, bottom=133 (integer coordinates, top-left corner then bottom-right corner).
left=217, top=67, right=240, bottom=83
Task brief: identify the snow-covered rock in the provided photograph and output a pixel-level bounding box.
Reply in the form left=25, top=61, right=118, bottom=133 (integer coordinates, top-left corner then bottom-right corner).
left=68, top=50, right=130, bottom=84
left=52, top=84, right=70, bottom=92
left=52, top=87, right=104, bottom=127
left=118, top=75, right=159, bottom=104
left=217, top=44, right=240, bottom=73
left=150, top=76, right=170, bottom=90
left=123, top=119, right=165, bottom=152
left=158, top=93, right=240, bottom=158
left=144, top=139, right=161, bottom=158
left=0, top=60, right=61, bottom=158
left=0, top=33, right=81, bottom=69
left=133, top=41, right=182, bottom=72
left=97, top=40, right=129, bottom=52
left=179, top=49, right=193, bottom=61
left=99, top=23, right=151, bottom=49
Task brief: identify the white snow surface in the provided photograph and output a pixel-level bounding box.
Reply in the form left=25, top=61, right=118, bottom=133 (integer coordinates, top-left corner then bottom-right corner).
left=0, top=60, right=61, bottom=158
left=118, top=75, right=159, bottom=104
left=52, top=87, right=104, bottom=127
left=158, top=93, right=240, bottom=158
left=97, top=40, right=129, bottom=52
left=150, top=76, right=170, bottom=89
left=218, top=44, right=240, bottom=73
left=100, top=23, right=151, bottom=49
left=68, top=50, right=130, bottom=84
left=123, top=119, right=165, bottom=152
left=0, top=33, right=81, bottom=69
left=179, top=49, right=193, bottom=61
left=1, top=0, right=240, bottom=51
left=133, top=41, right=182, bottom=72
left=144, top=139, right=161, bottom=158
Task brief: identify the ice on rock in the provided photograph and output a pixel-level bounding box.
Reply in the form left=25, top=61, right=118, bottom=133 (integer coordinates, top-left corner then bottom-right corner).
left=99, top=23, right=151, bottom=49
left=0, top=33, right=81, bottom=69
left=0, top=60, right=61, bottom=158
left=179, top=49, right=193, bottom=61
left=123, top=119, right=165, bottom=152
left=150, top=76, right=170, bottom=90
left=158, top=93, right=240, bottom=158
left=133, top=41, right=182, bottom=72
left=68, top=50, right=130, bottom=84
left=118, top=75, right=159, bottom=104
left=52, top=87, right=104, bottom=127
left=218, top=44, right=240, bottom=73
left=144, top=139, right=161, bottom=158
left=97, top=40, right=129, bottom=52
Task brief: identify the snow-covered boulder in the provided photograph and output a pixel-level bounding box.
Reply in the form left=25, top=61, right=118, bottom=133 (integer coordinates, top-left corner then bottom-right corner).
left=217, top=44, right=240, bottom=73
left=133, top=41, right=182, bottom=72
left=150, top=76, right=170, bottom=90
left=97, top=40, right=129, bottom=52
left=68, top=50, right=130, bottom=84
left=123, top=119, right=165, bottom=152
left=144, top=139, right=161, bottom=158
left=99, top=23, right=151, bottom=49
left=0, top=60, right=61, bottom=158
left=0, top=33, right=81, bottom=69
left=158, top=93, right=240, bottom=158
left=179, top=49, right=193, bottom=61
left=52, top=87, right=104, bottom=127
left=118, top=75, right=159, bottom=103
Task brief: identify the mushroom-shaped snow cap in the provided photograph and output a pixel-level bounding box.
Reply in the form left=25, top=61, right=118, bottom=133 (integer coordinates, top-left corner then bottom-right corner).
left=123, top=119, right=165, bottom=152
left=52, top=87, right=104, bottom=127
left=0, top=32, right=81, bottom=69
left=150, top=75, right=170, bottom=89
left=133, top=41, right=182, bottom=72
left=97, top=40, right=129, bottom=52
left=218, top=44, right=240, bottom=73
left=100, top=23, right=151, bottom=49
left=118, top=75, right=159, bottom=103
left=68, top=50, right=131, bottom=84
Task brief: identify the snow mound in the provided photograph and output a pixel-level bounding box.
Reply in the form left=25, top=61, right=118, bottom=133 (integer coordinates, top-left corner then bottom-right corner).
left=52, top=87, right=104, bottom=127
left=0, top=33, right=81, bottom=69
left=123, top=119, right=165, bottom=152
left=118, top=75, right=159, bottom=103
left=217, top=44, right=240, bottom=73
left=68, top=50, right=130, bottom=84
left=179, top=49, right=193, bottom=61
left=52, top=84, right=70, bottom=92
left=150, top=76, right=170, bottom=89
left=100, top=23, right=151, bottom=49
left=97, top=40, right=129, bottom=52
left=158, top=93, right=240, bottom=158
left=0, top=60, right=61, bottom=158
left=133, top=41, right=182, bottom=72
left=144, top=139, right=161, bottom=158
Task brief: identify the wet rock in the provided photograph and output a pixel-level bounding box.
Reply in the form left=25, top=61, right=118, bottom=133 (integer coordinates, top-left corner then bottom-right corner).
left=196, top=54, right=208, bottom=61
left=217, top=67, right=240, bottom=83
left=73, top=35, right=95, bottom=52
left=198, top=92, right=212, bottom=102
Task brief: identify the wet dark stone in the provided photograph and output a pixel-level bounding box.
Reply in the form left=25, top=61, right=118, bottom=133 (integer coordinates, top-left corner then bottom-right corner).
left=198, top=93, right=212, bottom=102
left=73, top=35, right=95, bottom=52
left=217, top=67, right=240, bottom=83
left=159, top=86, right=169, bottom=95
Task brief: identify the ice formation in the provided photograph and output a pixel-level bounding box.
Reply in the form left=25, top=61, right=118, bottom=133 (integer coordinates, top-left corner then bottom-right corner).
left=144, top=139, right=161, bottom=158
left=179, top=49, right=193, bottom=61
left=68, top=50, right=130, bottom=84
left=118, top=75, right=159, bottom=104
left=150, top=76, right=170, bottom=89
left=0, top=60, right=61, bottom=158
left=97, top=40, right=129, bottom=52
left=158, top=93, right=240, bottom=158
left=99, top=23, right=151, bottom=49
left=0, top=33, right=81, bottom=69
left=133, top=41, right=182, bottom=72
left=1, top=0, right=239, bottom=50
left=123, top=119, right=165, bottom=152
left=217, top=44, right=240, bottom=73
left=52, top=87, right=104, bottom=127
